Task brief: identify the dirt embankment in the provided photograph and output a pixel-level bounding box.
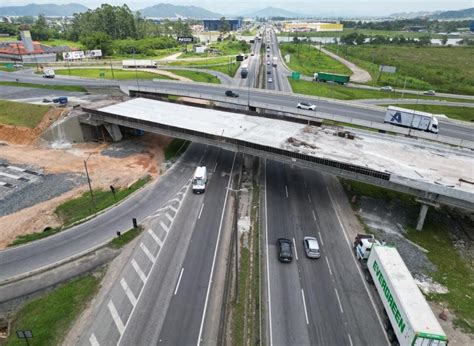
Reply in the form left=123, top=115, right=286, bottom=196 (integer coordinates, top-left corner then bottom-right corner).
left=0, top=133, right=170, bottom=249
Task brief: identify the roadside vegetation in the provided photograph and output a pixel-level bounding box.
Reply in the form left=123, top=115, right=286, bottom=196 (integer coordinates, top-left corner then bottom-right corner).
left=108, top=227, right=143, bottom=249
left=9, top=176, right=151, bottom=247
left=165, top=57, right=240, bottom=77
left=0, top=100, right=50, bottom=128
left=341, top=179, right=474, bottom=334
left=280, top=43, right=352, bottom=76
left=5, top=274, right=102, bottom=346
left=163, top=69, right=220, bottom=84
left=324, top=45, right=474, bottom=95
left=288, top=79, right=465, bottom=101
left=0, top=81, right=86, bottom=92
left=165, top=139, right=190, bottom=161
left=391, top=104, right=474, bottom=122
left=55, top=68, right=174, bottom=80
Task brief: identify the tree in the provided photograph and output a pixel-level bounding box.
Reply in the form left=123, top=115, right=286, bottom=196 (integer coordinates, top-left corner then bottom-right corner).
left=417, top=35, right=431, bottom=46
left=30, top=14, right=51, bottom=41
left=219, top=17, right=231, bottom=34
left=441, top=35, right=448, bottom=46
left=354, top=33, right=366, bottom=45
left=80, top=31, right=113, bottom=56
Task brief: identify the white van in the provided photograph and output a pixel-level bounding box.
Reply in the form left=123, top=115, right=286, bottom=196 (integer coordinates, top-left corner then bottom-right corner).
left=192, top=166, right=207, bottom=194
left=43, top=69, right=55, bottom=78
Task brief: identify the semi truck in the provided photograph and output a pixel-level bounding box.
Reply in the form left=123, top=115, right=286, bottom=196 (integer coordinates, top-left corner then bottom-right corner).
left=272, top=56, right=277, bottom=67
left=385, top=106, right=439, bottom=134
left=240, top=63, right=249, bottom=78
left=313, top=72, right=350, bottom=85
left=367, top=245, right=448, bottom=346
left=122, top=60, right=157, bottom=68
left=192, top=166, right=207, bottom=194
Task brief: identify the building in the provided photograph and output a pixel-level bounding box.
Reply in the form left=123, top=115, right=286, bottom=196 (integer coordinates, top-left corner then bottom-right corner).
left=0, top=30, right=60, bottom=63
left=282, top=22, right=343, bottom=32
left=203, top=19, right=242, bottom=32
left=470, top=21, right=474, bottom=32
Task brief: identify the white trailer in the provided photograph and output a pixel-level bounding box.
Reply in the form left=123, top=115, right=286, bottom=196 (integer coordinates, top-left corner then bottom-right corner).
left=192, top=166, right=207, bottom=194
left=122, top=59, right=157, bottom=68
left=385, top=106, right=439, bottom=134
left=367, top=246, right=448, bottom=346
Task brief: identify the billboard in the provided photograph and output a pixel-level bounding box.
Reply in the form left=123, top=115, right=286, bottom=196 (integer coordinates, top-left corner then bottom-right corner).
left=379, top=65, right=397, bottom=73
left=85, top=50, right=102, bottom=58
left=63, top=51, right=85, bottom=60
left=177, top=36, right=193, bottom=43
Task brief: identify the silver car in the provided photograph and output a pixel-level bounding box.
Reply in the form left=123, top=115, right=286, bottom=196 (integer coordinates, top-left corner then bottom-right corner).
left=304, top=237, right=321, bottom=259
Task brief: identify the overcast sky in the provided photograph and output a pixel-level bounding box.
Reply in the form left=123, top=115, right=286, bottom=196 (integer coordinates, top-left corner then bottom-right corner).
left=1, top=0, right=473, bottom=16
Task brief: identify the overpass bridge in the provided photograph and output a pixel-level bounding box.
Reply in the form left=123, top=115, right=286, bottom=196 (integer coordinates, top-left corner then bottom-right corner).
left=83, top=97, right=474, bottom=230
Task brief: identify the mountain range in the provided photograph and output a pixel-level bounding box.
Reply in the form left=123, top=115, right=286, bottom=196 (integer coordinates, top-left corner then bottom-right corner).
left=237, top=7, right=302, bottom=18
left=391, top=7, right=474, bottom=19
left=0, top=3, right=88, bottom=16
left=138, top=3, right=221, bottom=19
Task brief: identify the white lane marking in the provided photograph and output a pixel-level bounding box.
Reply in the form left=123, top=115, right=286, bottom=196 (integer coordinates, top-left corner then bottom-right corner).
left=264, top=161, right=274, bottom=346
left=174, top=268, right=184, bottom=295
left=0, top=171, right=21, bottom=180
left=312, top=210, right=317, bottom=221
left=348, top=334, right=354, bottom=346
left=120, top=278, right=137, bottom=306
left=285, top=185, right=288, bottom=198
left=318, top=231, right=324, bottom=247
left=307, top=193, right=312, bottom=204
left=197, top=153, right=236, bottom=346
left=159, top=220, right=170, bottom=232
left=301, top=289, right=309, bottom=325
left=334, top=288, right=344, bottom=314
left=165, top=212, right=173, bottom=223
left=292, top=237, right=299, bottom=261
left=198, top=203, right=205, bottom=219
left=304, top=179, right=307, bottom=188
left=108, top=300, right=125, bottom=335
left=147, top=229, right=162, bottom=247
left=325, top=256, right=333, bottom=276
left=326, top=185, right=388, bottom=341
left=131, top=259, right=147, bottom=283
left=213, top=161, right=218, bottom=172
left=169, top=205, right=178, bottom=213
left=89, top=333, right=100, bottom=346
left=140, top=243, right=156, bottom=264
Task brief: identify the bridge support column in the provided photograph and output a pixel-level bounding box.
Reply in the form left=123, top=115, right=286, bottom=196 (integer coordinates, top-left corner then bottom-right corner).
left=104, top=123, right=123, bottom=142
left=416, top=204, right=429, bottom=231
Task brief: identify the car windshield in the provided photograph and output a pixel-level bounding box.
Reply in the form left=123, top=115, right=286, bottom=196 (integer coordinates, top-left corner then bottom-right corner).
left=193, top=178, right=205, bottom=186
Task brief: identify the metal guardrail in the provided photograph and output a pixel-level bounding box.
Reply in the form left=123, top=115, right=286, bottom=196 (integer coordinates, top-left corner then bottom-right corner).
left=84, top=107, right=390, bottom=181
left=128, top=85, right=474, bottom=150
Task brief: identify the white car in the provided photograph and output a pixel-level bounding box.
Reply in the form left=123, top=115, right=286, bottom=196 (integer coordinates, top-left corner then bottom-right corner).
left=267, top=61, right=270, bottom=65
left=297, top=102, right=317, bottom=111
left=380, top=86, right=394, bottom=92
left=423, top=90, right=436, bottom=96
left=303, top=237, right=321, bottom=259
left=268, top=77, right=273, bottom=83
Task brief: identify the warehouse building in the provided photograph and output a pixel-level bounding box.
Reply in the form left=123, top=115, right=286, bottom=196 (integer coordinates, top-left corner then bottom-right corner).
left=203, top=19, right=242, bottom=31
left=282, top=22, right=343, bottom=32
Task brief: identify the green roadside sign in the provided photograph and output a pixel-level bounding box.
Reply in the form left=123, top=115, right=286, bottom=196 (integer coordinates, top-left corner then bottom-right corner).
left=5, top=63, right=14, bottom=69
left=99, top=70, right=105, bottom=78
left=291, top=71, right=300, bottom=80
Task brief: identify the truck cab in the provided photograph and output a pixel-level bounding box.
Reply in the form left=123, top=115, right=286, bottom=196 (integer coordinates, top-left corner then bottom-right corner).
left=355, top=235, right=380, bottom=261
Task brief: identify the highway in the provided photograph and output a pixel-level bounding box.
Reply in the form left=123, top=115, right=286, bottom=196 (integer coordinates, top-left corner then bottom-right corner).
left=262, top=26, right=387, bottom=345
left=79, top=146, right=237, bottom=345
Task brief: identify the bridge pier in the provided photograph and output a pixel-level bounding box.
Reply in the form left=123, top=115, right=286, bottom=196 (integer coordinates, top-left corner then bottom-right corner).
left=416, top=204, right=430, bottom=231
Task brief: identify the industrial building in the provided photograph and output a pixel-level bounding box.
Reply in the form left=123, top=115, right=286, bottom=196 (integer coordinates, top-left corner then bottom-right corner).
left=282, top=22, right=343, bottom=32
left=203, top=19, right=242, bottom=31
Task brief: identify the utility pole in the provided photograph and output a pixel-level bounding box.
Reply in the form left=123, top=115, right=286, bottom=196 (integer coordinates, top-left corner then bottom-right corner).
left=133, top=48, right=140, bottom=92
left=84, top=156, right=96, bottom=211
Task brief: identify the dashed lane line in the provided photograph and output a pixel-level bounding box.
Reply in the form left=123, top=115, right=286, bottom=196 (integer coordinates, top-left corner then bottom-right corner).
left=140, top=243, right=156, bottom=264
left=120, top=278, right=138, bottom=306
left=131, top=259, right=147, bottom=284
left=108, top=300, right=125, bottom=335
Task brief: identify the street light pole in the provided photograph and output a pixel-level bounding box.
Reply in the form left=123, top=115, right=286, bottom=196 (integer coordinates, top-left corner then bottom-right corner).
left=84, top=155, right=96, bottom=211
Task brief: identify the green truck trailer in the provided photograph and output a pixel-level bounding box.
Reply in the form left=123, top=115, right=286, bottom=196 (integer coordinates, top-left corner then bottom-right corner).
left=313, top=72, right=350, bottom=85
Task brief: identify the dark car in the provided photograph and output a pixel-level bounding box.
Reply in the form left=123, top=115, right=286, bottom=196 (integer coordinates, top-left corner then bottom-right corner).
left=225, top=90, right=239, bottom=97
left=277, top=238, right=293, bottom=263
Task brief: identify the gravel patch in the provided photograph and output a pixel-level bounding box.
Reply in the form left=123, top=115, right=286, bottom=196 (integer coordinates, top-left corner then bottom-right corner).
left=358, top=196, right=437, bottom=278
left=100, top=139, right=147, bottom=158
left=0, top=160, right=84, bottom=217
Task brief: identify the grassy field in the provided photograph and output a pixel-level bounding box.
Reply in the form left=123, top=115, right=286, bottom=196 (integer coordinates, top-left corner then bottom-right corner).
left=179, top=40, right=250, bottom=59
left=6, top=274, right=102, bottom=346
left=0, top=81, right=86, bottom=92
left=114, top=47, right=182, bottom=61
left=55, top=68, right=174, bottom=80
left=392, top=104, right=474, bottom=122
left=164, top=69, right=220, bottom=84
left=288, top=78, right=460, bottom=101
left=42, top=39, right=83, bottom=49
left=280, top=43, right=352, bottom=76
left=166, top=57, right=240, bottom=77
left=0, top=100, right=49, bottom=128
left=279, top=28, right=445, bottom=39
left=325, top=45, right=474, bottom=95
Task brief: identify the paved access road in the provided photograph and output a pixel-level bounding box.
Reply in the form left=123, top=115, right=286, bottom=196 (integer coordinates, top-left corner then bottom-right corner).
left=264, top=161, right=388, bottom=345
left=80, top=147, right=236, bottom=345
left=0, top=143, right=209, bottom=283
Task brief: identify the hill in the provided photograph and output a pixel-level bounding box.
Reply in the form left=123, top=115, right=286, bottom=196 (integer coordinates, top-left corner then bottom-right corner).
left=432, top=7, right=474, bottom=19
left=0, top=3, right=88, bottom=16
left=239, top=7, right=302, bottom=18
left=138, top=3, right=221, bottom=19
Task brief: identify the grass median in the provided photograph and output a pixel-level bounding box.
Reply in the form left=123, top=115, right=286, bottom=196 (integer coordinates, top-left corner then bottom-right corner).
left=163, top=69, right=220, bottom=84
left=166, top=57, right=240, bottom=77
left=0, top=100, right=50, bottom=128
left=55, top=68, right=174, bottom=80
left=0, top=81, right=86, bottom=92
left=5, top=274, right=102, bottom=346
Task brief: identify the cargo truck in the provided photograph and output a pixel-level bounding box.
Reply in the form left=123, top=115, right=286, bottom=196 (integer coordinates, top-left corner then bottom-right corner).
left=122, top=60, right=157, bottom=68
left=240, top=63, right=249, bottom=78
left=385, top=106, right=439, bottom=134
left=367, top=245, right=448, bottom=346
left=313, top=72, right=350, bottom=85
